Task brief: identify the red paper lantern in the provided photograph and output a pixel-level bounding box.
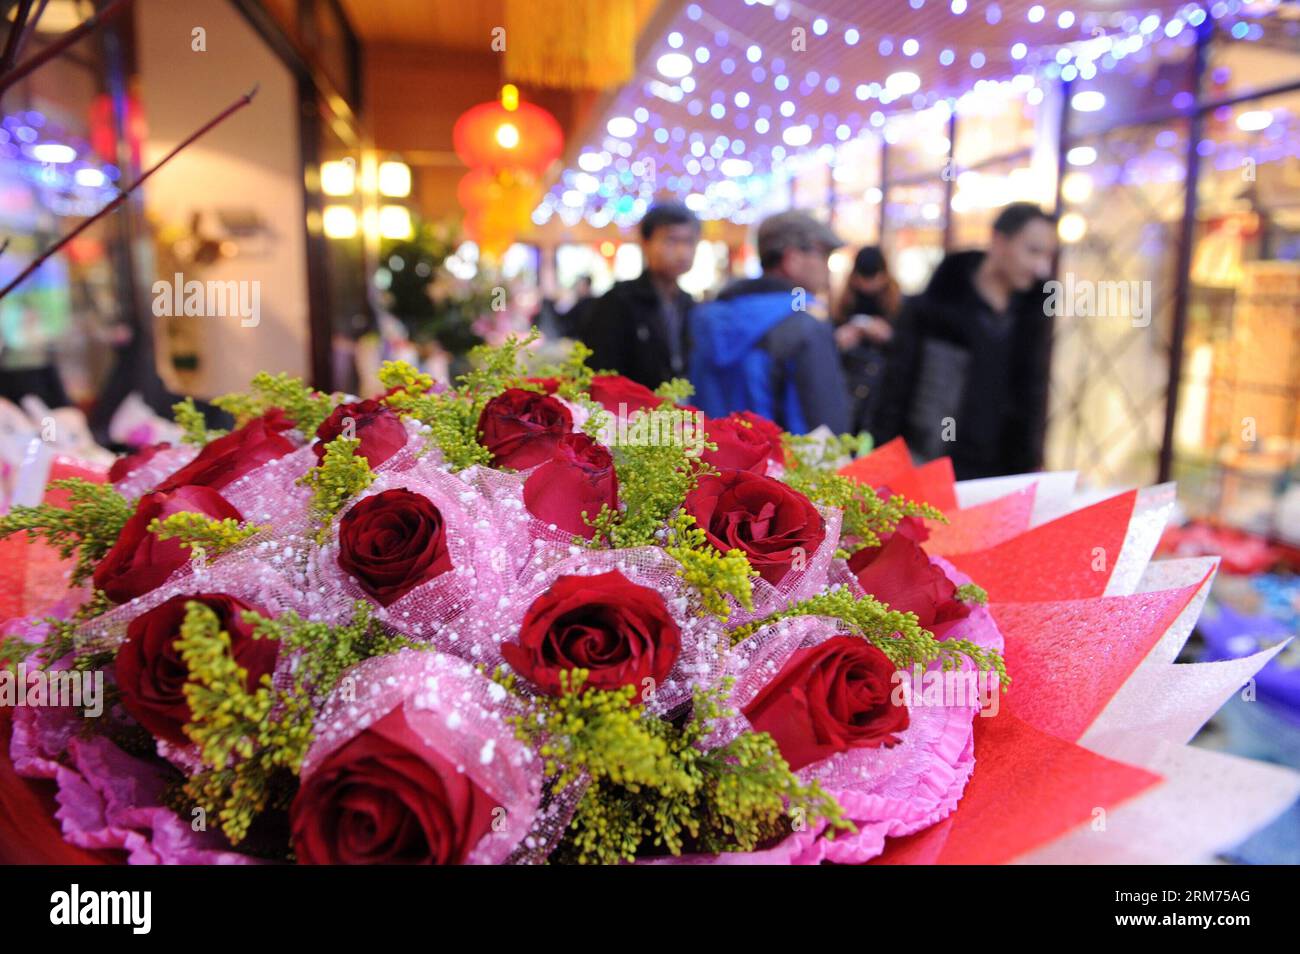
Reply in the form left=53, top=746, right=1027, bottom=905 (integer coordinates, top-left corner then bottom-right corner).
left=452, top=99, right=563, bottom=176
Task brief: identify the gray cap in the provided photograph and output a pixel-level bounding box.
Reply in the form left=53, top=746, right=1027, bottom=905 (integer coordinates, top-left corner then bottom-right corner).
left=756, top=210, right=844, bottom=262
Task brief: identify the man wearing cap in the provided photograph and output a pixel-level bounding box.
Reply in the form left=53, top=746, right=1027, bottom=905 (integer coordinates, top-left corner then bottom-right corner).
left=688, top=210, right=852, bottom=434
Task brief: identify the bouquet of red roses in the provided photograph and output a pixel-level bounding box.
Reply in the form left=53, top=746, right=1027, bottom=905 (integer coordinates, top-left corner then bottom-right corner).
left=2, top=334, right=1294, bottom=864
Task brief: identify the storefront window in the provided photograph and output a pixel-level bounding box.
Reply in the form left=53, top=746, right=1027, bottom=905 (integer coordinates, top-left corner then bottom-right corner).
left=881, top=106, right=949, bottom=293
left=0, top=24, right=128, bottom=414
left=1203, top=13, right=1300, bottom=101
left=1175, top=89, right=1300, bottom=533
left=1047, top=119, right=1190, bottom=488
left=952, top=81, right=1039, bottom=168
left=831, top=133, right=881, bottom=247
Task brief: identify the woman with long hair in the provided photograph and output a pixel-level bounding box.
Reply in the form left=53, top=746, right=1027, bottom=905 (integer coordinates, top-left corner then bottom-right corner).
left=833, top=246, right=901, bottom=438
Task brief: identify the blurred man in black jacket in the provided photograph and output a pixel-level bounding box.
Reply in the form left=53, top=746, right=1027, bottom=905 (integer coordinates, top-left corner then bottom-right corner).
left=578, top=203, right=700, bottom=388
left=876, top=202, right=1057, bottom=480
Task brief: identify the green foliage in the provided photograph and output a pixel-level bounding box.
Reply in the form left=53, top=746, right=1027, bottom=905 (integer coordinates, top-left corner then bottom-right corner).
left=457, top=327, right=543, bottom=398
left=0, top=479, right=133, bottom=586
left=212, top=371, right=336, bottom=433
left=389, top=388, right=493, bottom=471
left=783, top=464, right=945, bottom=552
left=653, top=377, right=695, bottom=405
left=504, top=670, right=851, bottom=864
left=172, top=397, right=224, bottom=446
left=242, top=601, right=430, bottom=703
left=728, top=586, right=1008, bottom=687
left=147, top=511, right=267, bottom=560
left=0, top=590, right=112, bottom=674
left=786, top=431, right=874, bottom=468
left=956, top=582, right=989, bottom=606
left=662, top=510, right=756, bottom=620
left=586, top=427, right=711, bottom=549
left=531, top=340, right=596, bottom=400
left=377, top=360, right=434, bottom=400
left=384, top=330, right=546, bottom=470
left=177, top=599, right=427, bottom=844
left=297, top=436, right=374, bottom=541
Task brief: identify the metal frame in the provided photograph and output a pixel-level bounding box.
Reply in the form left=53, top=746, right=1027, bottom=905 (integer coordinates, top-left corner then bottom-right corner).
left=1158, top=20, right=1213, bottom=483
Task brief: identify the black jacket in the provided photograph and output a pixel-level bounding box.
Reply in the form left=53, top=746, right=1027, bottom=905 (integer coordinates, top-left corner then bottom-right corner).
left=875, top=251, right=1052, bottom=480
left=577, top=272, right=694, bottom=390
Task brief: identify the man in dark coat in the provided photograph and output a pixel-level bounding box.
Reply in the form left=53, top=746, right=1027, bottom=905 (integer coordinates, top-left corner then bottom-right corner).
left=875, top=202, right=1057, bottom=480
left=578, top=203, right=700, bottom=389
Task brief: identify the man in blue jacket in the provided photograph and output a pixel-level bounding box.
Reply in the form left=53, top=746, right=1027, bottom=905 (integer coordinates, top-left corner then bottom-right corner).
left=689, top=211, right=851, bottom=434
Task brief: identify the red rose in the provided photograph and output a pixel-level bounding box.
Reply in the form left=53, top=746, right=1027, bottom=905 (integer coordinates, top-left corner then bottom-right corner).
left=501, top=570, right=681, bottom=696
left=108, top=441, right=172, bottom=483
left=848, top=532, right=969, bottom=633
left=314, top=399, right=407, bottom=469
left=733, top=411, right=786, bottom=465
left=525, top=376, right=560, bottom=394
left=156, top=409, right=296, bottom=492
left=477, top=388, right=574, bottom=470
left=522, top=433, right=618, bottom=539
left=93, top=485, right=243, bottom=603
left=743, top=635, right=908, bottom=771
left=115, top=592, right=277, bottom=746
left=291, top=706, right=498, bottom=864
left=684, top=469, right=825, bottom=586
left=338, top=488, right=454, bottom=606
left=588, top=374, right=661, bottom=414
left=702, top=415, right=775, bottom=474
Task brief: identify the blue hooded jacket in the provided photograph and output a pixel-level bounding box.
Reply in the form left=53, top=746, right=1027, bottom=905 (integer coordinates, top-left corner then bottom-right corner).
left=688, top=278, right=851, bottom=435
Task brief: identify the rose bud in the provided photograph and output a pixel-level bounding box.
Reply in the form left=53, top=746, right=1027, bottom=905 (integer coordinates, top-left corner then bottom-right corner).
left=732, top=410, right=786, bottom=465
left=156, top=408, right=296, bottom=492
left=116, top=592, right=277, bottom=746
left=849, top=532, right=969, bottom=635
left=93, top=485, right=243, bottom=604
left=744, top=635, right=908, bottom=771
left=684, top=469, right=825, bottom=586
left=291, top=706, right=498, bottom=865
left=501, top=570, right=680, bottom=696
left=337, top=488, right=454, bottom=606
left=587, top=374, right=662, bottom=415
left=314, top=399, right=407, bottom=469
left=702, top=415, right=776, bottom=475
left=108, top=441, right=172, bottom=483
left=522, top=433, right=618, bottom=539
left=477, top=388, right=574, bottom=470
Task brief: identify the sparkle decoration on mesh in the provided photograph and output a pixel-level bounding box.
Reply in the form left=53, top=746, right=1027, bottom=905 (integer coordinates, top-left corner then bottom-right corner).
left=13, top=330, right=1264, bottom=866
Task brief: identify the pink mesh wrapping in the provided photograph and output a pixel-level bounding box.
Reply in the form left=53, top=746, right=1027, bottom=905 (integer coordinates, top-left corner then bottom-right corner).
left=9, top=427, right=1042, bottom=866
left=449, top=544, right=730, bottom=715
left=653, top=554, right=1005, bottom=865
left=303, top=466, right=512, bottom=632
left=303, top=650, right=543, bottom=864
left=724, top=505, right=845, bottom=627
left=112, top=445, right=200, bottom=499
